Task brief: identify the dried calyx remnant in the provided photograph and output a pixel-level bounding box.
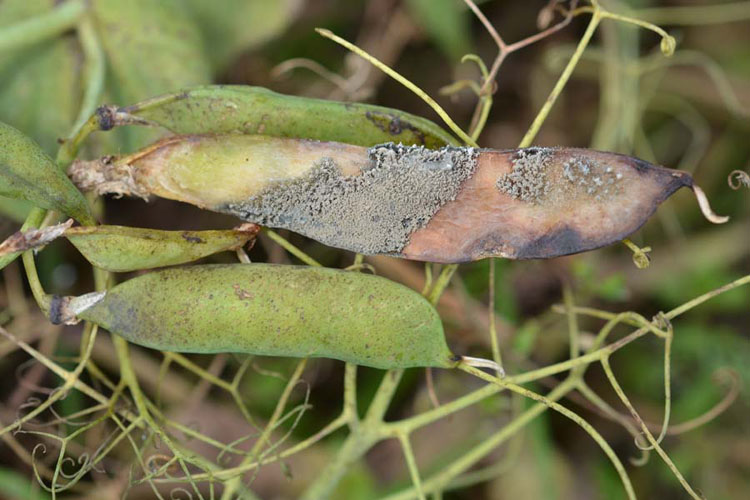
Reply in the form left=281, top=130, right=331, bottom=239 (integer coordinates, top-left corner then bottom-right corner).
left=225, top=144, right=478, bottom=254
left=69, top=134, right=728, bottom=262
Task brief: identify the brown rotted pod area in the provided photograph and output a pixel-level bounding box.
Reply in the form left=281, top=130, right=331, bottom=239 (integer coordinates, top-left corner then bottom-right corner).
left=69, top=135, right=721, bottom=262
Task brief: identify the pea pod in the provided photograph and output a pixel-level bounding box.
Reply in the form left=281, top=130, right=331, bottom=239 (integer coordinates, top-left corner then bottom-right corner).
left=61, top=264, right=458, bottom=370
left=93, top=85, right=458, bottom=148
left=66, top=224, right=258, bottom=272
left=0, top=223, right=259, bottom=272
left=0, top=121, right=93, bottom=224
left=70, top=135, right=727, bottom=262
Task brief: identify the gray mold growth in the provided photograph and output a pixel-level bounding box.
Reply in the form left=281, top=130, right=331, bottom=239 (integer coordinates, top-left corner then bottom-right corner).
left=496, top=148, right=554, bottom=203
left=562, top=157, right=622, bottom=201
left=222, top=143, right=479, bottom=254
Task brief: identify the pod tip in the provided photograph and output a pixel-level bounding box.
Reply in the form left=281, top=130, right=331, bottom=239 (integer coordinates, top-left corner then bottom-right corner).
left=0, top=219, right=73, bottom=256
left=460, top=355, right=505, bottom=377
left=49, top=292, right=106, bottom=325
left=692, top=185, right=729, bottom=224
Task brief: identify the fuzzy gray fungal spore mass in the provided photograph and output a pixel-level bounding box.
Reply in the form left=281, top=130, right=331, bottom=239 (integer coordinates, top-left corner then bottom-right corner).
left=562, top=157, right=622, bottom=201
left=496, top=148, right=554, bottom=203
left=223, top=143, right=478, bottom=254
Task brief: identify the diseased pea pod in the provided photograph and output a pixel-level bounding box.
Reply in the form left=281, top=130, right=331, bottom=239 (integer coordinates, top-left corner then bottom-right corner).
left=0, top=121, right=93, bottom=225
left=0, top=222, right=259, bottom=272
left=91, top=85, right=458, bottom=148
left=61, top=264, right=458, bottom=370
left=70, top=134, right=728, bottom=262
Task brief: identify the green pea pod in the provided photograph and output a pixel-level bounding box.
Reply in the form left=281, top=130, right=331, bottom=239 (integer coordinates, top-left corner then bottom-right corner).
left=98, top=85, right=458, bottom=148
left=66, top=264, right=457, bottom=370
left=90, top=0, right=213, bottom=152
left=66, top=224, right=258, bottom=272
left=0, top=121, right=93, bottom=224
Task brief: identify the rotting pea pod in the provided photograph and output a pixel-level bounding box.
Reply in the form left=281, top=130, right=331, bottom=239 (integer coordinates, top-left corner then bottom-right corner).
left=70, top=134, right=728, bottom=263
left=55, top=264, right=460, bottom=370
left=89, top=85, right=457, bottom=148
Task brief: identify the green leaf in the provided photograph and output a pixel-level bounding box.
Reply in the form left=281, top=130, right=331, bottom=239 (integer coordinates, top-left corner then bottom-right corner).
left=406, top=0, right=472, bottom=62
left=0, top=195, right=33, bottom=223
left=0, top=0, right=80, bottom=155
left=0, top=121, right=93, bottom=224
left=0, top=466, right=50, bottom=500
left=184, top=0, right=301, bottom=71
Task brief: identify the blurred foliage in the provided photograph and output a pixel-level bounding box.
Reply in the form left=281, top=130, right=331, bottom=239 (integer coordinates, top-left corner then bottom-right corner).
left=0, top=0, right=749, bottom=499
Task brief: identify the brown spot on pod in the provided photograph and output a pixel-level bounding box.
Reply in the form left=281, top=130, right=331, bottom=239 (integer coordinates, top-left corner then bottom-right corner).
left=70, top=136, right=726, bottom=262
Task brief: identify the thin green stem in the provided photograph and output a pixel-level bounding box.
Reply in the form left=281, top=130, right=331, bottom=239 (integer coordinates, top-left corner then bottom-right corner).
left=427, top=265, right=457, bottom=306
left=398, top=432, right=426, bottom=500
left=381, top=380, right=576, bottom=500
left=344, top=363, right=359, bottom=425
left=73, top=15, right=105, bottom=133
left=0, top=0, right=85, bottom=53
left=220, top=359, right=307, bottom=499
left=599, top=11, right=674, bottom=55
left=262, top=229, right=321, bottom=267
left=601, top=356, right=698, bottom=499
left=181, top=413, right=350, bottom=483
left=461, top=365, right=635, bottom=500
left=563, top=284, right=579, bottom=360
left=519, top=10, right=601, bottom=147
left=488, top=259, right=504, bottom=375
left=56, top=115, right=101, bottom=169
left=315, top=28, right=474, bottom=147
left=364, top=369, right=404, bottom=424
left=384, top=384, right=500, bottom=435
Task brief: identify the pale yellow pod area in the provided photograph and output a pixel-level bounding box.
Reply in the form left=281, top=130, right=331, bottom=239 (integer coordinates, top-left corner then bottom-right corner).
left=129, top=135, right=370, bottom=208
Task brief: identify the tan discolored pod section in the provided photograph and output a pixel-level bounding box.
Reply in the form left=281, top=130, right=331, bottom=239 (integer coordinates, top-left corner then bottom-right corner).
left=70, top=135, right=723, bottom=262
left=404, top=148, right=694, bottom=261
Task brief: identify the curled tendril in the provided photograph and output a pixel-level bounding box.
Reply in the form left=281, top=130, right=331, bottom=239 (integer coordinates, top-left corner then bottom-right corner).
left=660, top=35, right=676, bottom=56
left=15, top=397, right=43, bottom=429
left=170, top=487, right=194, bottom=500
left=146, top=453, right=179, bottom=477
left=60, top=454, right=91, bottom=481
left=728, top=169, right=750, bottom=190
left=628, top=434, right=651, bottom=466
left=14, top=358, right=57, bottom=395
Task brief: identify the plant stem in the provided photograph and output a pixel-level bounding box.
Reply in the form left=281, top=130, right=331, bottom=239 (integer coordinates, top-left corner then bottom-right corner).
left=220, top=359, right=307, bottom=499
left=73, top=15, right=105, bottom=133
left=519, top=10, right=601, bottom=147
left=0, top=0, right=85, bottom=53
